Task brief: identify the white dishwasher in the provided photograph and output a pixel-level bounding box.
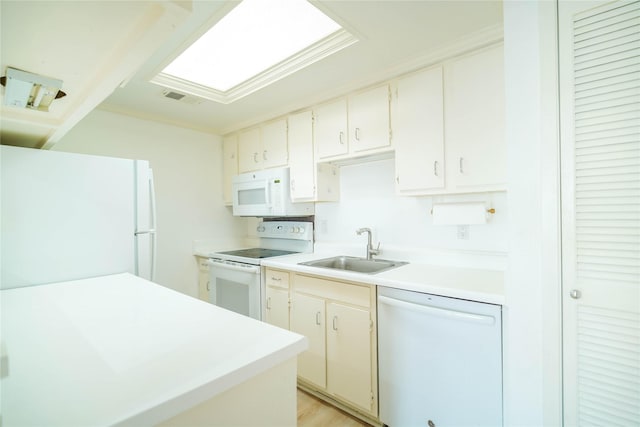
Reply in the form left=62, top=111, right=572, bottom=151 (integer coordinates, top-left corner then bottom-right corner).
left=378, top=286, right=502, bottom=427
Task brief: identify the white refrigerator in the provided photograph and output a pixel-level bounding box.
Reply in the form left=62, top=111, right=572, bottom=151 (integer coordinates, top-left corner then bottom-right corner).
left=1, top=145, right=156, bottom=289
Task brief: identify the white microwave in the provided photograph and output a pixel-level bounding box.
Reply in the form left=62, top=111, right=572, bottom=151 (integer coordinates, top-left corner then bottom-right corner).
left=232, top=168, right=314, bottom=217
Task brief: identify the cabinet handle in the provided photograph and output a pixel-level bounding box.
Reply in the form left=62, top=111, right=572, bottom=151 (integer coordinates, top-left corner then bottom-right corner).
left=316, top=311, right=321, bottom=325
left=253, top=152, right=259, bottom=163
left=434, top=161, right=439, bottom=176
left=339, top=131, right=345, bottom=145
left=355, top=128, right=361, bottom=141
left=459, top=157, right=464, bottom=174
left=332, top=315, right=338, bottom=331
left=206, top=281, right=210, bottom=292
left=263, top=150, right=267, bottom=161
left=271, top=276, right=282, bottom=281
left=267, top=297, right=272, bottom=310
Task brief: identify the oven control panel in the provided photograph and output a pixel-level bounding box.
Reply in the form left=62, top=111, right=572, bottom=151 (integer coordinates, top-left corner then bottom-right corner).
left=256, top=221, right=313, bottom=241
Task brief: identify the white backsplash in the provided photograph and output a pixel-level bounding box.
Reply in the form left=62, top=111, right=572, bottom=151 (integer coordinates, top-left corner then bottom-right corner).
left=314, top=158, right=508, bottom=268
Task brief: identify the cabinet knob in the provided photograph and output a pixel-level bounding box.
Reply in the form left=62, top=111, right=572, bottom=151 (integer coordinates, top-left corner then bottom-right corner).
left=570, top=289, right=581, bottom=299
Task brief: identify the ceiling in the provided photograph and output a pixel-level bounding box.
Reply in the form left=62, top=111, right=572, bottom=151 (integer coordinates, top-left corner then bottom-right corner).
left=0, top=1, right=503, bottom=149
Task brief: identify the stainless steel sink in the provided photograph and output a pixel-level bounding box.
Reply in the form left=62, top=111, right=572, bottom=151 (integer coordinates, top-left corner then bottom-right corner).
left=299, top=256, right=408, bottom=275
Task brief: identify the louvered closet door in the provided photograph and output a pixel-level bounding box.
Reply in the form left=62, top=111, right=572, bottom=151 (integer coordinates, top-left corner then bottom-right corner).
left=559, top=1, right=640, bottom=426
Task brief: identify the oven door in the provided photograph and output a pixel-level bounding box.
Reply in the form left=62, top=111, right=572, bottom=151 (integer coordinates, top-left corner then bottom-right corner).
left=207, top=259, right=261, bottom=320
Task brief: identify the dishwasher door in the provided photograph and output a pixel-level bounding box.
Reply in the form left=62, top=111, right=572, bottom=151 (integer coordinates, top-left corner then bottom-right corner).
left=378, top=286, right=502, bottom=427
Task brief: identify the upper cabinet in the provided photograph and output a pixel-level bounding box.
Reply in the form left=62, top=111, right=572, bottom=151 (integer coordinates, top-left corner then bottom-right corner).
left=238, top=119, right=289, bottom=173
left=222, top=134, right=238, bottom=205
left=393, top=66, right=445, bottom=194
left=315, top=85, right=391, bottom=161
left=288, top=110, right=340, bottom=202
left=314, top=99, right=349, bottom=159
left=392, top=43, right=505, bottom=196
left=348, top=85, right=392, bottom=153
left=443, top=44, right=506, bottom=192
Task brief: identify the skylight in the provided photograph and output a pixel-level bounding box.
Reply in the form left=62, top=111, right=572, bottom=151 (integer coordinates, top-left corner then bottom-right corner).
left=152, top=0, right=357, bottom=104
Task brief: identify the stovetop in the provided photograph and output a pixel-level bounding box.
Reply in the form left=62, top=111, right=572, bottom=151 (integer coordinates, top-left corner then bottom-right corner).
left=217, top=248, right=299, bottom=259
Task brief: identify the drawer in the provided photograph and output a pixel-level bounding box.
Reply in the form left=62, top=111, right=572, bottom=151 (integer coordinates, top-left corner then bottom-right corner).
left=266, top=268, right=290, bottom=289
left=197, top=257, right=209, bottom=271
left=294, top=274, right=371, bottom=308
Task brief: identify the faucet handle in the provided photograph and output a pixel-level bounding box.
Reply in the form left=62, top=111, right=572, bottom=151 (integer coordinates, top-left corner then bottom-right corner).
left=371, top=242, right=381, bottom=256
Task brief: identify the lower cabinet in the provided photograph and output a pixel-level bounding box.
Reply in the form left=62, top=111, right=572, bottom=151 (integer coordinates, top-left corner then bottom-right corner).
left=290, top=273, right=378, bottom=419
left=265, top=268, right=291, bottom=330
left=196, top=256, right=210, bottom=302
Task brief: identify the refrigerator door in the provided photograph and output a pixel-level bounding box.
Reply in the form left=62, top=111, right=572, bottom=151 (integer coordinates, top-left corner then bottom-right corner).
left=1, top=146, right=136, bottom=289
left=134, top=161, right=156, bottom=281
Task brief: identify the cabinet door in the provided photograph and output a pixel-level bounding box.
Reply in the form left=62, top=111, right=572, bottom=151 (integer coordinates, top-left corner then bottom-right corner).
left=349, top=85, right=391, bottom=153
left=238, top=128, right=262, bottom=173
left=394, top=66, right=445, bottom=193
left=265, top=286, right=290, bottom=330
left=445, top=45, right=505, bottom=190
left=197, top=257, right=210, bottom=302
left=288, top=111, right=315, bottom=200
left=326, top=302, right=373, bottom=412
left=291, top=292, right=326, bottom=389
left=222, top=134, right=238, bottom=204
left=262, top=119, right=288, bottom=169
left=314, top=98, right=348, bottom=159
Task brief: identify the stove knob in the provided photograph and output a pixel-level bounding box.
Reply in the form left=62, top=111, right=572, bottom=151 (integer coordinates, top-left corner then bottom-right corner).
left=257, top=225, right=265, bottom=232
left=299, top=227, right=305, bottom=234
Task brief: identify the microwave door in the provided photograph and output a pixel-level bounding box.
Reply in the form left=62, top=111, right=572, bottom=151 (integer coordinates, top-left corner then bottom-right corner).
left=234, top=180, right=271, bottom=216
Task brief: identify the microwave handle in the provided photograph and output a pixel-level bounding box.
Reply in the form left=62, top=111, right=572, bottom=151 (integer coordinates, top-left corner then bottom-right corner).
left=265, top=180, right=271, bottom=206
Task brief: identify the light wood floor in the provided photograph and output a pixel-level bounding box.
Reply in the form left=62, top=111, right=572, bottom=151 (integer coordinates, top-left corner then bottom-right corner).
left=297, top=389, right=370, bottom=426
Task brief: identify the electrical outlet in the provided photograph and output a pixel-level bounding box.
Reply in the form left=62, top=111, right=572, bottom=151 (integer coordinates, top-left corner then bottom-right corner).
left=457, top=225, right=469, bottom=240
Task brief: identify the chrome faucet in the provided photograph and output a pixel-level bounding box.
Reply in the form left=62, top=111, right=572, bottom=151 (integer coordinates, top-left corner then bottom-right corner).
left=356, top=227, right=380, bottom=260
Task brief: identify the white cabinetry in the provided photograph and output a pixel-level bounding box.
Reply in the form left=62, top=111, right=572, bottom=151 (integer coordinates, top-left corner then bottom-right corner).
left=444, top=44, right=506, bottom=192
left=314, top=98, right=348, bottom=159
left=288, top=110, right=340, bottom=202
left=393, top=66, right=445, bottom=194
left=348, top=85, right=391, bottom=153
left=264, top=268, right=290, bottom=330
left=315, top=85, right=391, bottom=161
left=222, top=134, right=238, bottom=205
left=196, top=256, right=210, bottom=302
left=392, top=44, right=505, bottom=195
left=290, top=274, right=377, bottom=418
left=238, top=119, right=288, bottom=173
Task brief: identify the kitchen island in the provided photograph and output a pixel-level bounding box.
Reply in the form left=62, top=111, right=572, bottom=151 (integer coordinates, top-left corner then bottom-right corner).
left=0, top=273, right=307, bottom=426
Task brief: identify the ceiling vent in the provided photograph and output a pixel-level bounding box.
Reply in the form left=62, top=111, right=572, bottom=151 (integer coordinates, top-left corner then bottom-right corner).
left=161, top=90, right=204, bottom=105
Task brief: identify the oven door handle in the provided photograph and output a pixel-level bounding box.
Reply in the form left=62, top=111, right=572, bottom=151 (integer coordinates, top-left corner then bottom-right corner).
left=207, top=259, right=261, bottom=274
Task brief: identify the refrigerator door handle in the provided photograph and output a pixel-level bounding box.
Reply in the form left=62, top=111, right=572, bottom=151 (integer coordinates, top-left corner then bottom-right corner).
left=148, top=170, right=157, bottom=282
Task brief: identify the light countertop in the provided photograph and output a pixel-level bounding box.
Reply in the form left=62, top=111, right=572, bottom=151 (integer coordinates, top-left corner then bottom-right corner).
left=261, top=252, right=505, bottom=305
left=0, top=273, right=307, bottom=426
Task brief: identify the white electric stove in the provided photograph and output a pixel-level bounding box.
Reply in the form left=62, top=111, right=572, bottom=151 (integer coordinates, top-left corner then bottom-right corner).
left=207, top=221, right=313, bottom=320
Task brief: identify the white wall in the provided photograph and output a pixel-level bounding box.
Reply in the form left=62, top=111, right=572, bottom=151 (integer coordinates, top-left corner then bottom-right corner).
left=314, top=158, right=508, bottom=267
left=503, top=1, right=562, bottom=425
left=53, top=109, right=246, bottom=296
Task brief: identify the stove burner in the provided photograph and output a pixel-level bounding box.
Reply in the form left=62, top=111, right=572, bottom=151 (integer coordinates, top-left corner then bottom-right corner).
left=217, top=248, right=298, bottom=259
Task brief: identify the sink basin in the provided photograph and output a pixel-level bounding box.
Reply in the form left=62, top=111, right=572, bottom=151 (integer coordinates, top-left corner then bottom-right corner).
left=299, top=256, right=408, bottom=275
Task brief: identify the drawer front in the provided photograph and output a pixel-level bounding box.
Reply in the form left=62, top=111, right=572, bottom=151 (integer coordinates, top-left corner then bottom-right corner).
left=197, top=257, right=209, bottom=271
left=294, top=274, right=370, bottom=308
left=266, top=268, right=290, bottom=289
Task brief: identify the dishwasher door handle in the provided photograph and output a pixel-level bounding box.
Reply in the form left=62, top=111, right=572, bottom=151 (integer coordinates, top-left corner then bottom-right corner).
left=378, top=295, right=495, bottom=325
